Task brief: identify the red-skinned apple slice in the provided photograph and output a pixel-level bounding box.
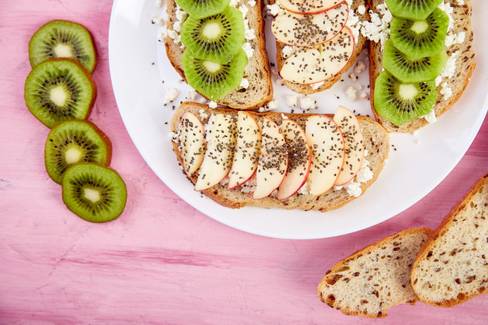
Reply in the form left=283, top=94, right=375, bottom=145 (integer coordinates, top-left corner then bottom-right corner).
left=195, top=113, right=236, bottom=191
left=280, top=27, right=355, bottom=85
left=272, top=2, right=348, bottom=47
left=277, top=0, right=343, bottom=15
left=228, top=112, right=261, bottom=189
left=333, top=106, right=365, bottom=185
left=305, top=115, right=345, bottom=196
left=277, top=119, right=312, bottom=200
left=253, top=118, right=288, bottom=199
left=177, top=112, right=205, bottom=176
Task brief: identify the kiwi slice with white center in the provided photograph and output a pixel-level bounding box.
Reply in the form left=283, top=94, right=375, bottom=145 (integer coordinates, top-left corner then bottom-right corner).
left=383, top=40, right=447, bottom=83
left=385, top=0, right=443, bottom=20
left=374, top=71, right=437, bottom=126
left=176, top=0, right=230, bottom=19
left=181, top=6, right=245, bottom=63
left=24, top=59, right=96, bottom=128
left=182, top=49, right=247, bottom=100
left=390, top=8, right=449, bottom=60
left=29, top=20, right=96, bottom=73
left=62, top=163, right=127, bottom=223
left=45, top=120, right=111, bottom=184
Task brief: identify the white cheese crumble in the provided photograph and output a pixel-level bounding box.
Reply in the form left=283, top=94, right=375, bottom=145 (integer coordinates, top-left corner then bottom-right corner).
left=440, top=82, right=453, bottom=100
left=361, top=3, right=392, bottom=49
left=267, top=4, right=280, bottom=16
left=198, top=109, right=209, bottom=120
left=423, top=110, right=437, bottom=124
left=208, top=101, right=218, bottom=109
left=445, top=31, right=465, bottom=47
left=267, top=100, right=278, bottom=110
left=354, top=60, right=367, bottom=75
left=345, top=181, right=362, bottom=197
left=240, top=78, right=249, bottom=89
left=345, top=86, right=358, bottom=101
left=281, top=46, right=295, bottom=59
left=163, top=88, right=180, bottom=103
left=357, top=5, right=366, bottom=15
left=186, top=90, right=197, bottom=100
left=242, top=42, right=254, bottom=59
left=438, top=2, right=454, bottom=31
left=334, top=157, right=374, bottom=197
left=285, top=95, right=298, bottom=107
left=299, top=97, right=316, bottom=111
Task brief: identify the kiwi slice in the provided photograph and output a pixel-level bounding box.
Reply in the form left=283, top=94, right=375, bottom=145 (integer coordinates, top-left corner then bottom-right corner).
left=175, top=0, right=230, bottom=19
left=182, top=49, right=247, bottom=100
left=62, top=163, right=127, bottom=223
left=24, top=59, right=96, bottom=128
left=385, top=0, right=443, bottom=20
left=29, top=20, right=96, bottom=73
left=390, top=8, right=449, bottom=60
left=181, top=6, right=245, bottom=63
left=374, top=71, right=437, bottom=126
left=45, top=120, right=111, bottom=184
left=383, top=40, right=447, bottom=83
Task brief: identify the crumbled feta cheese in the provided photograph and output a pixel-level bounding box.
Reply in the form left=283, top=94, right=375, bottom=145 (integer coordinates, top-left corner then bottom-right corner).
left=249, top=0, right=256, bottom=7
left=229, top=0, right=239, bottom=7
left=267, top=100, right=278, bottom=110
left=299, top=97, right=316, bottom=111
left=258, top=106, right=271, bottom=113
left=445, top=32, right=465, bottom=47
left=242, top=42, right=254, bottom=58
left=354, top=61, right=366, bottom=75
left=208, top=101, right=218, bottom=109
left=285, top=95, right=298, bottom=107
left=439, top=51, right=459, bottom=80
left=357, top=4, right=366, bottom=15
left=281, top=46, right=295, bottom=59
left=345, top=182, right=362, bottom=197
left=311, top=81, right=325, bottom=90
left=356, top=165, right=373, bottom=183
left=440, top=82, right=453, bottom=100
left=152, top=16, right=164, bottom=25
left=240, top=78, right=249, bottom=89
left=239, top=4, right=249, bottom=17
left=423, top=110, right=437, bottom=124
left=457, top=0, right=464, bottom=5
left=244, top=24, right=256, bottom=40
left=438, top=2, right=454, bottom=31
left=361, top=3, right=392, bottom=49
left=345, top=86, right=358, bottom=101
left=198, top=109, right=209, bottom=120
left=267, top=4, right=280, bottom=16
left=163, top=88, right=179, bottom=103
left=186, top=90, right=197, bottom=100
left=347, top=9, right=361, bottom=41
left=435, top=75, right=443, bottom=87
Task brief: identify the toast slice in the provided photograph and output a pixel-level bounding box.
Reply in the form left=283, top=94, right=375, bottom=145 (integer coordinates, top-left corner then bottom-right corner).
left=411, top=175, right=488, bottom=307
left=369, top=0, right=476, bottom=133
left=272, top=0, right=368, bottom=94
left=317, top=228, right=432, bottom=318
left=170, top=102, right=389, bottom=211
left=164, top=0, right=273, bottom=110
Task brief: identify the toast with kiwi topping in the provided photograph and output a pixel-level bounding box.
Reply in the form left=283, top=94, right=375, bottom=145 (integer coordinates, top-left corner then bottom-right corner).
left=170, top=102, right=389, bottom=211
left=369, top=0, right=475, bottom=133
left=164, top=0, right=273, bottom=110
left=411, top=175, right=488, bottom=307
left=270, top=0, right=368, bottom=94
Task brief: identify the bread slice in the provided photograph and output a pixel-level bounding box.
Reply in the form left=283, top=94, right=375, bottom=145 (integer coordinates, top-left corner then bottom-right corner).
left=170, top=102, right=389, bottom=211
left=272, top=0, right=368, bottom=94
left=369, top=0, right=476, bottom=133
left=164, top=0, right=273, bottom=110
left=411, top=175, right=488, bottom=307
left=317, top=228, right=432, bottom=317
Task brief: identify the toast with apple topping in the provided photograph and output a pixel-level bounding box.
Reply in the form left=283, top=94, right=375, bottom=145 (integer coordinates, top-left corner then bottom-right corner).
left=170, top=102, right=389, bottom=211
left=270, top=0, right=368, bottom=94
left=164, top=0, right=273, bottom=110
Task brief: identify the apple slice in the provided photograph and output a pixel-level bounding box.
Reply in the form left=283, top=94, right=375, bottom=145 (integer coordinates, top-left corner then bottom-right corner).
left=272, top=2, right=348, bottom=47
left=253, top=118, right=288, bottom=199
left=228, top=112, right=261, bottom=189
left=277, top=119, right=312, bottom=200
left=305, top=115, right=345, bottom=196
left=333, top=106, right=365, bottom=185
left=194, top=113, right=236, bottom=191
left=176, top=112, right=205, bottom=176
left=280, top=27, right=355, bottom=85
left=277, top=0, right=343, bottom=15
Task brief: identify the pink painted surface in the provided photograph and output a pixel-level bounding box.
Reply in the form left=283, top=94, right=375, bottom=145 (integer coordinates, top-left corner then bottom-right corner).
left=0, top=0, right=487, bottom=323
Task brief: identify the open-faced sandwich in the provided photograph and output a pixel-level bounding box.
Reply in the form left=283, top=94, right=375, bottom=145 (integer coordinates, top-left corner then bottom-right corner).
left=369, top=0, right=475, bottom=132
left=170, top=102, right=389, bottom=211
left=268, top=0, right=369, bottom=94
left=164, top=0, right=273, bottom=110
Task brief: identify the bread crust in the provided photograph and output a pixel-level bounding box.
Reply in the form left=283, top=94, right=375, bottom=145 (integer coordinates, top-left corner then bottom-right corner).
left=164, top=0, right=273, bottom=110
left=317, top=227, right=433, bottom=318
left=171, top=102, right=389, bottom=211
left=411, top=174, right=488, bottom=307
left=369, top=0, right=476, bottom=133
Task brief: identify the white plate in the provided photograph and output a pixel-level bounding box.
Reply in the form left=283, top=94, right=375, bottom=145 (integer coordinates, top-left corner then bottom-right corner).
left=109, top=0, right=488, bottom=239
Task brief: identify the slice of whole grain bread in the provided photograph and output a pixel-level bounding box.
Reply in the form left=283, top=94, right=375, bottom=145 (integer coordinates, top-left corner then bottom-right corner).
left=170, top=102, right=389, bottom=211
left=164, top=0, right=273, bottom=110
left=369, top=0, right=476, bottom=133
left=317, top=228, right=432, bottom=317
left=411, top=175, right=488, bottom=306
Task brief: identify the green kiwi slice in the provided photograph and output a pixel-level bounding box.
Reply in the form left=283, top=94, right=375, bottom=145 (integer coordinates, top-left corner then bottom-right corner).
left=62, top=163, right=127, bottom=223
left=374, top=71, right=437, bottom=126
left=383, top=40, right=447, bottom=83
left=176, top=0, right=230, bottom=19
left=182, top=49, right=247, bottom=100
left=29, top=20, right=96, bottom=73
left=24, top=59, right=96, bottom=128
left=390, top=8, right=449, bottom=60
left=385, top=0, right=443, bottom=20
left=45, top=120, right=111, bottom=184
left=181, top=6, right=245, bottom=63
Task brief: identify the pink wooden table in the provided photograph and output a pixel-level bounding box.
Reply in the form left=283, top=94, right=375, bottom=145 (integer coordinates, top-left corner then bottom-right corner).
left=0, top=1, right=487, bottom=324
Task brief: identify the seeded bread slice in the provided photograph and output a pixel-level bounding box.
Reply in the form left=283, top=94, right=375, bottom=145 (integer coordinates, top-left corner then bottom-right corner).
left=317, top=228, right=432, bottom=318
left=369, top=0, right=476, bottom=133
left=164, top=0, right=273, bottom=110
left=272, top=0, right=368, bottom=94
left=411, top=175, right=488, bottom=307
left=170, top=102, right=389, bottom=211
